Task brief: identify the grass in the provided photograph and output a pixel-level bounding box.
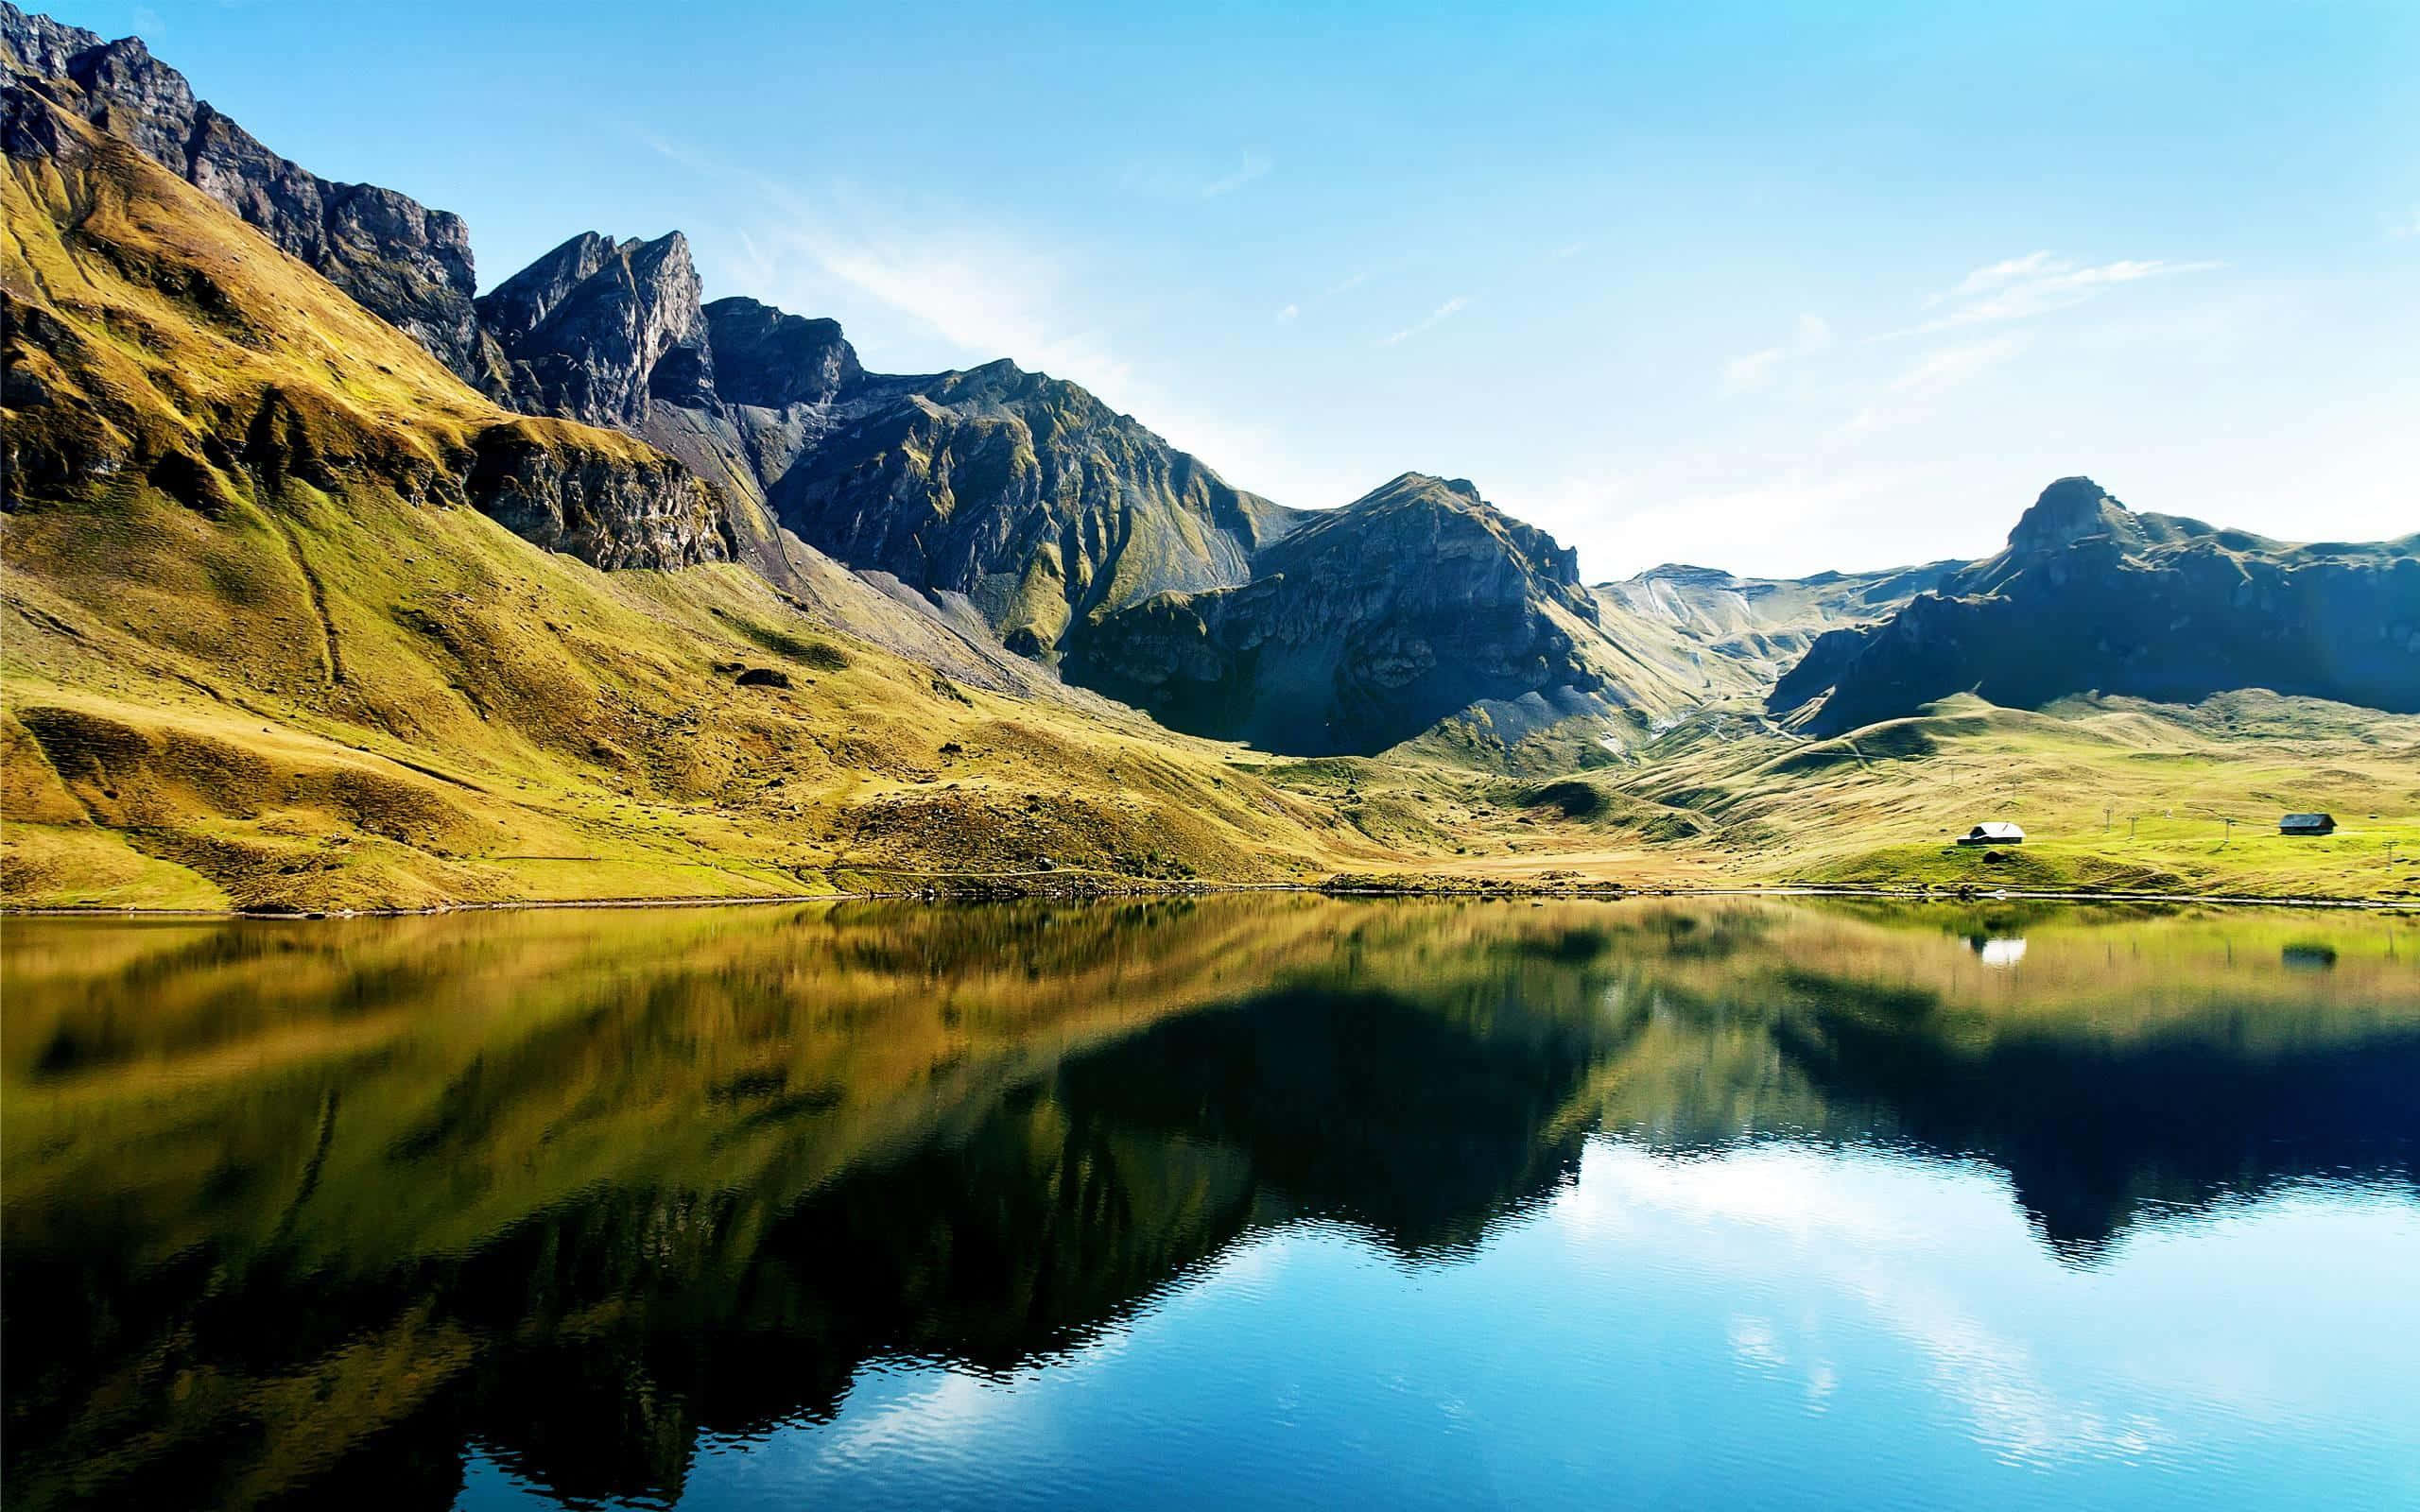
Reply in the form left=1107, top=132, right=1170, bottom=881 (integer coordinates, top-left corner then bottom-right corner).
left=5, top=102, right=2412, bottom=912
left=1228, top=693, right=2420, bottom=903
left=0, top=111, right=1381, bottom=911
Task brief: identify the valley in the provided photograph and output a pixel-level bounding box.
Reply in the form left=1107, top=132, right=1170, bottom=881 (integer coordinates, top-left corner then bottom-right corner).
left=4, top=5, right=2415, bottom=914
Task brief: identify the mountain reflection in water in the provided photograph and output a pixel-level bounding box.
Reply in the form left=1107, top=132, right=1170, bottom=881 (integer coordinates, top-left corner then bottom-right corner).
left=4, top=897, right=2415, bottom=1510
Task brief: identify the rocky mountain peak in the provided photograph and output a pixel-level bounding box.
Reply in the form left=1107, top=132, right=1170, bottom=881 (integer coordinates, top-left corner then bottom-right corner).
left=1772, top=475, right=2419, bottom=733
left=1316, top=472, right=1585, bottom=594
left=700, top=298, right=862, bottom=409
left=477, top=231, right=616, bottom=341
left=1629, top=564, right=1737, bottom=587
left=0, top=3, right=89, bottom=75
left=2007, top=475, right=2131, bottom=555
left=2, top=4, right=485, bottom=380
left=476, top=228, right=713, bottom=427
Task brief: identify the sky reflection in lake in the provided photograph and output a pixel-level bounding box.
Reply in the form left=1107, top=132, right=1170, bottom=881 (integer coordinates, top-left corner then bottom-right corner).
left=5, top=896, right=2414, bottom=1511
left=454, top=1145, right=2417, bottom=1512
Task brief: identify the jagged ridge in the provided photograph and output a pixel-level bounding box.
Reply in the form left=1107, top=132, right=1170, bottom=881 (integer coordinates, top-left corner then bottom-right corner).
left=0, top=2, right=488, bottom=381
left=1771, top=477, right=2420, bottom=734
left=1061, top=473, right=1621, bottom=755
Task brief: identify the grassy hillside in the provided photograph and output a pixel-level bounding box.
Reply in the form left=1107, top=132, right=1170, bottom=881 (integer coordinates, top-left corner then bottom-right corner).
left=1244, top=692, right=2420, bottom=902
left=0, top=104, right=1380, bottom=910
left=4, top=98, right=2411, bottom=912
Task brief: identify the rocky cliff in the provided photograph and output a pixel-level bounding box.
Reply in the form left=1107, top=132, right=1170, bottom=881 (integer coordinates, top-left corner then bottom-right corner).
left=0, top=82, right=729, bottom=573
left=1771, top=477, right=2420, bottom=734
left=1595, top=558, right=1962, bottom=697
left=0, top=3, right=489, bottom=383
left=479, top=231, right=718, bottom=428
left=472, top=224, right=1301, bottom=653
left=22, top=9, right=2412, bottom=768
left=1062, top=473, right=1617, bottom=754
left=770, top=360, right=1302, bottom=654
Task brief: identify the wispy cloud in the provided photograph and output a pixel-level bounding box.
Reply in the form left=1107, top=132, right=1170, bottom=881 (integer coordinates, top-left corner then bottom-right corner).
left=1276, top=303, right=1299, bottom=323
left=1199, top=151, right=1272, bottom=198
left=2388, top=208, right=2420, bottom=241
left=1891, top=333, right=2031, bottom=401
left=1839, top=333, right=2031, bottom=438
left=1927, top=250, right=2067, bottom=305
left=1899, top=253, right=2223, bottom=335
left=1379, top=295, right=1471, bottom=346
left=1719, top=313, right=1834, bottom=397
left=781, top=229, right=1133, bottom=390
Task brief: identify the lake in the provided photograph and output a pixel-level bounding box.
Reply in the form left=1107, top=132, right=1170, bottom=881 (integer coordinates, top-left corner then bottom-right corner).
left=4, top=896, right=2415, bottom=1510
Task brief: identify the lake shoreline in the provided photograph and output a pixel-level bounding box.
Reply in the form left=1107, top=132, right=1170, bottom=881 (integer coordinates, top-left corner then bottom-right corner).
left=6, top=876, right=2410, bottom=919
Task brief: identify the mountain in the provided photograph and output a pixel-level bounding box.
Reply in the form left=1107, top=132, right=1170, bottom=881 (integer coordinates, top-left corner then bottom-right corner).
left=0, top=77, right=728, bottom=572
left=479, top=230, right=719, bottom=428
left=475, top=229, right=1300, bottom=657
left=8, top=9, right=2417, bottom=911
left=1064, top=473, right=1633, bottom=755
left=1771, top=477, right=2420, bottom=736
left=0, top=69, right=1352, bottom=909
left=769, top=359, right=1302, bottom=656
left=1595, top=558, right=1962, bottom=697
left=0, top=4, right=489, bottom=382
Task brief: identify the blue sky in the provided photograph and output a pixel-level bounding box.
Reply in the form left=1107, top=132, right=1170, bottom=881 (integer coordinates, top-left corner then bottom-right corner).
left=59, top=0, right=2419, bottom=577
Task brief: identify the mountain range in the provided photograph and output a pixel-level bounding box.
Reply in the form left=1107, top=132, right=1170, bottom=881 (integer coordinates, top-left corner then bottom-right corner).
left=4, top=5, right=2415, bottom=909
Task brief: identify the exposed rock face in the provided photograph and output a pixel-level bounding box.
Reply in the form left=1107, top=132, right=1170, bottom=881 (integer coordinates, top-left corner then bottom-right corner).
left=474, top=225, right=1298, bottom=653
left=464, top=425, right=733, bottom=570
left=703, top=298, right=860, bottom=409
left=1595, top=558, right=1962, bottom=697
left=0, top=4, right=487, bottom=382
left=1772, top=477, right=2420, bottom=734
left=2, top=81, right=728, bottom=574
left=2003, top=473, right=2135, bottom=555
left=479, top=232, right=716, bottom=426
left=1063, top=474, right=1609, bottom=754
left=471, top=231, right=857, bottom=588
left=771, top=360, right=1300, bottom=654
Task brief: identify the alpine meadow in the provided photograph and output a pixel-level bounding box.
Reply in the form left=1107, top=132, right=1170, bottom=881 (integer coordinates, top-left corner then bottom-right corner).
left=4, top=7, right=2419, bottom=1512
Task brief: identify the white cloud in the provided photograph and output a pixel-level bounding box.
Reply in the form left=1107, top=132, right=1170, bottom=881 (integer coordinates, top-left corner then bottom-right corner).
left=802, top=232, right=1133, bottom=391
left=1380, top=295, right=1471, bottom=346
left=1718, top=312, right=1833, bottom=396
left=1268, top=270, right=1368, bottom=336
left=1121, top=151, right=1273, bottom=201
left=1525, top=457, right=1917, bottom=577
left=1927, top=249, right=2066, bottom=305
left=1902, top=254, right=2223, bottom=335
left=2388, top=208, right=2420, bottom=240
left=689, top=161, right=1314, bottom=498
left=1559, top=1143, right=2177, bottom=1467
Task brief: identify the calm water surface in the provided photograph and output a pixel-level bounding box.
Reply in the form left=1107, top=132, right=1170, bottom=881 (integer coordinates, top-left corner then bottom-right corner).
left=5, top=896, right=2416, bottom=1510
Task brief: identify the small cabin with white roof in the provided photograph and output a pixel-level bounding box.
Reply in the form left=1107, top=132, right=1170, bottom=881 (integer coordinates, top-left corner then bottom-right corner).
left=1956, top=822, right=2025, bottom=846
